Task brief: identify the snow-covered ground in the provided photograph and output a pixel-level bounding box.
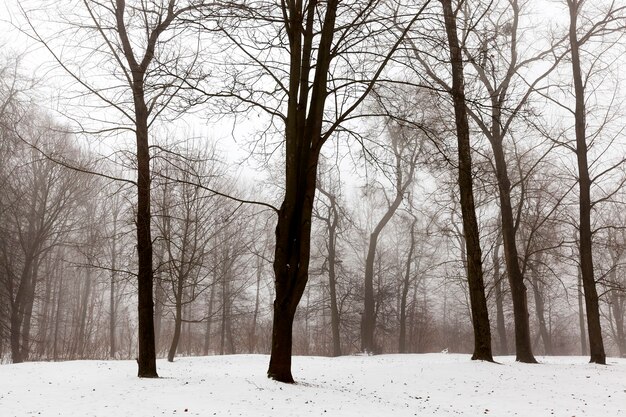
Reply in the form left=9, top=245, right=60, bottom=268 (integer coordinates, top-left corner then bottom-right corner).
left=0, top=354, right=624, bottom=416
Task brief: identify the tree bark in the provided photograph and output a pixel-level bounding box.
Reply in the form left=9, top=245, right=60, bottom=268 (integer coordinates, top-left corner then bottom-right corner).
left=268, top=0, right=337, bottom=383
left=568, top=0, right=606, bottom=365
left=441, top=0, right=493, bottom=362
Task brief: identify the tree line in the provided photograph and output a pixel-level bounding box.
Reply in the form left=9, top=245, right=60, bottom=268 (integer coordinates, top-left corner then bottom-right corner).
left=0, top=0, right=625, bottom=383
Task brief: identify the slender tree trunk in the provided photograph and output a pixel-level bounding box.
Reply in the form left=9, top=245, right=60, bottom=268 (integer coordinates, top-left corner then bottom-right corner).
left=110, top=214, right=118, bottom=358
left=493, top=229, right=509, bottom=355
left=52, top=274, right=64, bottom=361
left=568, top=0, right=606, bottom=365
left=399, top=217, right=417, bottom=353
left=318, top=187, right=342, bottom=357
left=77, top=268, right=92, bottom=358
left=530, top=263, right=552, bottom=355
left=203, top=282, right=215, bottom=356
left=441, top=0, right=493, bottom=362
left=249, top=258, right=262, bottom=353
left=610, top=292, right=626, bottom=357
left=167, top=282, right=184, bottom=362
left=362, top=171, right=407, bottom=353
left=577, top=268, right=588, bottom=355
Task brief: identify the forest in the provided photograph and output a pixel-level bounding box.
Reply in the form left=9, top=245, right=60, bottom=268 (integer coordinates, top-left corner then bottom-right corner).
left=1, top=0, right=625, bottom=386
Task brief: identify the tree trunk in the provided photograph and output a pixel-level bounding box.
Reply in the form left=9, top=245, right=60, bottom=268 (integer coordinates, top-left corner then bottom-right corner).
left=134, top=89, right=158, bottom=377
left=77, top=267, right=92, bottom=358
left=249, top=258, right=262, bottom=354
left=318, top=187, right=342, bottom=357
left=568, top=0, right=606, bottom=365
left=52, top=274, right=64, bottom=361
left=489, top=118, right=536, bottom=363
left=167, top=282, right=184, bottom=362
left=110, top=214, right=118, bottom=358
left=399, top=217, right=417, bottom=353
left=577, top=268, right=588, bottom=355
left=441, top=0, right=493, bottom=362
left=267, top=0, right=339, bottom=382
left=609, top=291, right=626, bottom=357
left=362, top=164, right=408, bottom=353
left=493, top=228, right=509, bottom=355
left=203, top=281, right=215, bottom=356
left=530, top=262, right=552, bottom=355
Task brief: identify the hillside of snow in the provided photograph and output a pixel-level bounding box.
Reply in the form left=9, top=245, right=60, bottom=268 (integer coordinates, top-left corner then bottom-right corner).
left=1, top=354, right=624, bottom=416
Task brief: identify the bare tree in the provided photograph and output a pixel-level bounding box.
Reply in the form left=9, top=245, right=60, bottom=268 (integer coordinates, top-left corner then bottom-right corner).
left=22, top=0, right=217, bottom=376
left=201, top=0, right=431, bottom=381
left=564, top=0, right=626, bottom=365
left=439, top=0, right=493, bottom=361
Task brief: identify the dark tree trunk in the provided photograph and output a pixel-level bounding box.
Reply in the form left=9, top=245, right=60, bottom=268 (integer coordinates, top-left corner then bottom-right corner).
left=568, top=0, right=606, bottom=365
left=489, top=115, right=536, bottom=363
left=441, top=0, right=493, bottom=362
left=267, top=0, right=337, bottom=383
left=135, top=94, right=158, bottom=377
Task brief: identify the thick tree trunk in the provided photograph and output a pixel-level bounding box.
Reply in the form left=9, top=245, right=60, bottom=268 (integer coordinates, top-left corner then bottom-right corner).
left=267, top=0, right=338, bottom=382
left=568, top=0, right=606, bottom=365
left=268, top=155, right=319, bottom=381
left=441, top=0, right=493, bottom=362
left=135, top=91, right=158, bottom=377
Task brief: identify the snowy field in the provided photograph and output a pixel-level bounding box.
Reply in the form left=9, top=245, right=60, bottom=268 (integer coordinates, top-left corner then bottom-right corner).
left=0, top=353, right=624, bottom=417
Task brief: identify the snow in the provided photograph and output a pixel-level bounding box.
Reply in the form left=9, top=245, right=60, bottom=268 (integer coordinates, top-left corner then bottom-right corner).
left=1, top=354, right=624, bottom=416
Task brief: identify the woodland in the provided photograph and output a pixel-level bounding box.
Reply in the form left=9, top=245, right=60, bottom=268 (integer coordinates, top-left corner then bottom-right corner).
left=0, top=0, right=625, bottom=385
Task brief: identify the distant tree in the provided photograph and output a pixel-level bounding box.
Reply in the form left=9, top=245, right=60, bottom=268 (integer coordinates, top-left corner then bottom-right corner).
left=360, top=125, right=423, bottom=354
left=2, top=116, right=87, bottom=363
